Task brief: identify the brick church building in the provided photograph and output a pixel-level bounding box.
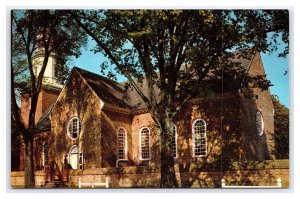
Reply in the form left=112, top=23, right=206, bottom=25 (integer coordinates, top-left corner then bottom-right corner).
left=12, top=48, right=289, bottom=188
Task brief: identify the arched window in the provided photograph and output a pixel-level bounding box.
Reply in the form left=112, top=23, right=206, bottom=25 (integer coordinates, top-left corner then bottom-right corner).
left=43, top=141, right=49, bottom=166
left=173, top=125, right=177, bottom=158
left=140, top=127, right=150, bottom=160
left=192, top=119, right=207, bottom=157
left=117, top=128, right=127, bottom=160
left=69, top=145, right=79, bottom=169
left=256, top=111, right=264, bottom=136
left=67, top=117, right=81, bottom=140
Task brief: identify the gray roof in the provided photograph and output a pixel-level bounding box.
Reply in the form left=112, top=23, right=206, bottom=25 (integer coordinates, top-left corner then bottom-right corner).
left=35, top=49, right=255, bottom=132
left=74, top=50, right=255, bottom=111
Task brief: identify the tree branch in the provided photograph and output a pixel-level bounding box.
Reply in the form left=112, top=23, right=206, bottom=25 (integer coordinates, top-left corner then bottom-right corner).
left=69, top=10, right=152, bottom=108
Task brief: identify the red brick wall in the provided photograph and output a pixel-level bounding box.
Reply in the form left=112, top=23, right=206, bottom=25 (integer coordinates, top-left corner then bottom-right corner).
left=83, top=159, right=289, bottom=188
left=12, top=160, right=289, bottom=188
left=20, top=89, right=60, bottom=127
left=240, top=52, right=275, bottom=161
left=49, top=89, right=267, bottom=170
left=19, top=132, right=50, bottom=171
left=19, top=88, right=59, bottom=171
left=50, top=70, right=104, bottom=170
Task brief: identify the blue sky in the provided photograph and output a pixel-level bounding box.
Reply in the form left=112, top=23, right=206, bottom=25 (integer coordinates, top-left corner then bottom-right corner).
left=261, top=49, right=289, bottom=108
left=68, top=38, right=289, bottom=108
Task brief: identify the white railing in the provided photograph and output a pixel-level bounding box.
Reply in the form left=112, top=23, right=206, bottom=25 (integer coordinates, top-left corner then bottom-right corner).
left=221, top=178, right=282, bottom=188
left=78, top=177, right=109, bottom=188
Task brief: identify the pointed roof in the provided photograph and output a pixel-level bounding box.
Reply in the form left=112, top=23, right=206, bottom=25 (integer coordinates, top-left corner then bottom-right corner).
left=35, top=49, right=257, bottom=132
left=74, top=67, right=133, bottom=109
left=74, top=50, right=256, bottom=111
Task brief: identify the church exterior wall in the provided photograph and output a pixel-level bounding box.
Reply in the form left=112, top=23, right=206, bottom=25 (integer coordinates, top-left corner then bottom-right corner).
left=240, top=52, right=275, bottom=161
left=50, top=70, right=104, bottom=170
left=49, top=86, right=273, bottom=171
left=83, top=92, right=243, bottom=169
left=16, top=53, right=278, bottom=188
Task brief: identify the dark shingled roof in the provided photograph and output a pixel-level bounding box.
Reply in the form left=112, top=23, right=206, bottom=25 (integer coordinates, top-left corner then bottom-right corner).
left=35, top=104, right=53, bottom=133
left=35, top=50, right=255, bottom=132
left=74, top=50, right=255, bottom=111
left=75, top=67, right=132, bottom=109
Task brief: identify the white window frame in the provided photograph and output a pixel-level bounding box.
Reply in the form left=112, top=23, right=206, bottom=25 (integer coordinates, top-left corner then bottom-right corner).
left=68, top=145, right=79, bottom=170
left=139, top=127, right=151, bottom=161
left=256, top=111, right=264, bottom=136
left=79, top=152, right=85, bottom=170
left=117, top=127, right=128, bottom=160
left=67, top=117, right=81, bottom=140
left=173, top=125, right=178, bottom=159
left=192, top=119, right=207, bottom=157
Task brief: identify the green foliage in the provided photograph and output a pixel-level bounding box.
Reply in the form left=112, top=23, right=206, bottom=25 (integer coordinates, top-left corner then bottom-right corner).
left=12, top=10, right=88, bottom=94
left=11, top=10, right=88, bottom=187
left=72, top=10, right=287, bottom=106
left=70, top=10, right=289, bottom=187
left=272, top=95, right=289, bottom=159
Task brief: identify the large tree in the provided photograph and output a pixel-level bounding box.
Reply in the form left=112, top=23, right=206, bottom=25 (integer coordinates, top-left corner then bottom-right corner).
left=69, top=10, right=288, bottom=188
left=11, top=10, right=87, bottom=187
left=272, top=95, right=289, bottom=159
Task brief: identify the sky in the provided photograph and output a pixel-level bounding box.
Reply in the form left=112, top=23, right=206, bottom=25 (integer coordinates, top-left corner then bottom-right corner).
left=68, top=37, right=290, bottom=108
left=2, top=1, right=298, bottom=199
left=261, top=47, right=289, bottom=108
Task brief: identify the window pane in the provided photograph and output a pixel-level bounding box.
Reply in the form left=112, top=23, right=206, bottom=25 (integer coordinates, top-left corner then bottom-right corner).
left=173, top=125, right=177, bottom=158
left=141, top=128, right=150, bottom=160
left=193, top=120, right=207, bottom=157
left=118, top=128, right=126, bottom=160
left=67, top=117, right=81, bottom=139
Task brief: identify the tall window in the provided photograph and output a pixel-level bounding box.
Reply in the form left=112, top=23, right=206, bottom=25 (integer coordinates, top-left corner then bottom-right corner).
left=140, top=127, right=150, bottom=160
left=67, top=117, right=81, bottom=140
left=117, top=128, right=127, bottom=160
left=173, top=125, right=177, bottom=158
left=192, top=119, right=207, bottom=157
left=43, top=141, right=49, bottom=166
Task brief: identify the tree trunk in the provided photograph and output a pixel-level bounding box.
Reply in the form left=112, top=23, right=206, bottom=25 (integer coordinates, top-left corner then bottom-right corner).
left=24, top=134, right=35, bottom=188
left=160, top=117, right=178, bottom=188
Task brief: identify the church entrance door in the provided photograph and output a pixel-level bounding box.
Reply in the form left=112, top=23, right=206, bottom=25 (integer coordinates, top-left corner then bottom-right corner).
left=69, top=145, right=79, bottom=169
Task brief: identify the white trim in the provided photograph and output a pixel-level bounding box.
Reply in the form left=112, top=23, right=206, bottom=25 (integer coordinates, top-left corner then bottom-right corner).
left=78, top=177, right=109, bottom=188
left=69, top=145, right=79, bottom=154
left=256, top=111, right=264, bottom=136
left=67, top=117, right=81, bottom=140
left=192, top=119, right=207, bottom=157
left=221, top=178, right=282, bottom=188
left=69, top=145, right=79, bottom=170
left=79, top=152, right=85, bottom=170
left=139, top=127, right=151, bottom=161
left=117, top=127, right=128, bottom=160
